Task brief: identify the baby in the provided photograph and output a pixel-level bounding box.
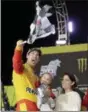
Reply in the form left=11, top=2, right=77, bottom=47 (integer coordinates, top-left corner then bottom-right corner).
left=37, top=72, right=55, bottom=111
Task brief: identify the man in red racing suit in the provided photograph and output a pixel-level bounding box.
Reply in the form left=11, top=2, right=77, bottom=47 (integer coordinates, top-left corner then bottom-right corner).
left=12, top=40, right=42, bottom=111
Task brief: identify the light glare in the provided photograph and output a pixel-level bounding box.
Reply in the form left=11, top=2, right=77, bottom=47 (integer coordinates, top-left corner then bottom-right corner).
left=68, top=21, right=73, bottom=33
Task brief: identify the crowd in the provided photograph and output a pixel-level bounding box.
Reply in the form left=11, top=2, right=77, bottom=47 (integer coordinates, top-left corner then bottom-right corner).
left=12, top=40, right=88, bottom=111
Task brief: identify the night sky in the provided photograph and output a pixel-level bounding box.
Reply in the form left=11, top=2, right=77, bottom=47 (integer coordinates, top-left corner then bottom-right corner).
left=1, top=0, right=88, bottom=85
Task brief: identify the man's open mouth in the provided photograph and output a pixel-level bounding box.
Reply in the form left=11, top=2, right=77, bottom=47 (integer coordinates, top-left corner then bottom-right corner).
left=31, top=59, right=36, bottom=64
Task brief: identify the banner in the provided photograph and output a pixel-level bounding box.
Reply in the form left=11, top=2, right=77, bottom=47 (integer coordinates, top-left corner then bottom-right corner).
left=36, top=51, right=88, bottom=88
left=36, top=44, right=88, bottom=89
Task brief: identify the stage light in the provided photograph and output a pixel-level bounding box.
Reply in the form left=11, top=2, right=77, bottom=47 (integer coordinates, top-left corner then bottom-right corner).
left=56, top=40, right=66, bottom=45
left=68, top=21, right=73, bottom=33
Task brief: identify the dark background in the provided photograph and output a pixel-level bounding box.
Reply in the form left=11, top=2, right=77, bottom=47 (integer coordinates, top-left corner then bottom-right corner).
left=1, top=0, right=88, bottom=85
left=35, top=51, right=88, bottom=88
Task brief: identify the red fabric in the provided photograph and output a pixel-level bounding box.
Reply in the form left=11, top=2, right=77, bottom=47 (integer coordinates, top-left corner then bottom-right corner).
left=35, top=81, right=40, bottom=88
left=50, top=91, right=56, bottom=99
left=16, top=99, right=39, bottom=111
left=12, top=50, right=23, bottom=74
left=82, top=89, right=88, bottom=107
left=49, top=88, right=56, bottom=99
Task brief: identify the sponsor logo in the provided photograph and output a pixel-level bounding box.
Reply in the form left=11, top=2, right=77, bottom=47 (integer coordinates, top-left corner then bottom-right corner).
left=77, top=58, right=87, bottom=73
left=26, top=87, right=37, bottom=95
left=40, top=59, right=61, bottom=77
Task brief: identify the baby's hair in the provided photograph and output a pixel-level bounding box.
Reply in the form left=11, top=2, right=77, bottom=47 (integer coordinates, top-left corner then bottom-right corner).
left=40, top=72, right=53, bottom=85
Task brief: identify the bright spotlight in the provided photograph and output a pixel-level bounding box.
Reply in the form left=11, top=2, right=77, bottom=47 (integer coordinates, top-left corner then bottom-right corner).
left=68, top=21, right=73, bottom=33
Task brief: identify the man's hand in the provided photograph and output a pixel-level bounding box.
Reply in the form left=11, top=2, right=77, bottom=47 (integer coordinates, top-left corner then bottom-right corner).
left=16, top=40, right=24, bottom=47
left=16, top=40, right=26, bottom=51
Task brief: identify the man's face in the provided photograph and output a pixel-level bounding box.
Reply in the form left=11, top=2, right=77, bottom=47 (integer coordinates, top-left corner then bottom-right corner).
left=41, top=73, right=52, bottom=85
left=27, top=51, right=40, bottom=67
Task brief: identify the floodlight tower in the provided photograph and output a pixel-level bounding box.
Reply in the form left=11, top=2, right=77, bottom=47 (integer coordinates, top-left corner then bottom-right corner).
left=52, top=0, right=70, bottom=45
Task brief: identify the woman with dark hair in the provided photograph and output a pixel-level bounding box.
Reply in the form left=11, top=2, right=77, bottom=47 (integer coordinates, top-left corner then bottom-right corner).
left=55, top=72, right=81, bottom=111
